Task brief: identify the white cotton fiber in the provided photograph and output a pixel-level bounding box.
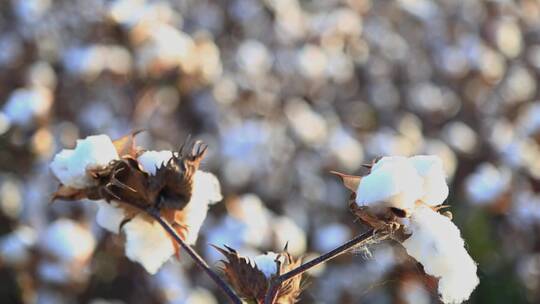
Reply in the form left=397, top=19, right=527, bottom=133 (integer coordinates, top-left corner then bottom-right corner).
left=402, top=206, right=479, bottom=304
left=356, top=156, right=424, bottom=212
left=50, top=134, right=119, bottom=188
left=123, top=215, right=175, bottom=274
left=137, top=150, right=174, bottom=175
left=253, top=252, right=280, bottom=278
left=183, top=171, right=223, bottom=245
left=96, top=200, right=126, bottom=234
left=409, top=155, right=449, bottom=206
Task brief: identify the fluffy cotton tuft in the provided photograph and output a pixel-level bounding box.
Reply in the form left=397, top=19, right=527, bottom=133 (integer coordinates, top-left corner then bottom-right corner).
left=40, top=219, right=96, bottom=263
left=356, top=155, right=450, bottom=211
left=409, top=155, right=449, bottom=206
left=50, top=135, right=119, bottom=189
left=253, top=252, right=280, bottom=278
left=183, top=171, right=223, bottom=244
left=123, top=215, right=175, bottom=274
left=137, top=150, right=175, bottom=175
left=402, top=206, right=479, bottom=304
left=96, top=200, right=126, bottom=234
left=356, top=156, right=424, bottom=212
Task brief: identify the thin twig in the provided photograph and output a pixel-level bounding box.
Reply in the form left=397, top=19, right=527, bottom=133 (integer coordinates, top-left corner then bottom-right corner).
left=264, top=228, right=390, bottom=304
left=124, top=203, right=242, bottom=304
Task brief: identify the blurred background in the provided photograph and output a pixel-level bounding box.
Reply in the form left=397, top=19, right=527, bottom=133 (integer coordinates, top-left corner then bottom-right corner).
left=0, top=0, right=539, bottom=303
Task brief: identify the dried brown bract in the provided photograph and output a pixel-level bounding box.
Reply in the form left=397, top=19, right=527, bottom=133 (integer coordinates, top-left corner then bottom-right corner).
left=332, top=168, right=405, bottom=238
left=214, top=246, right=303, bottom=304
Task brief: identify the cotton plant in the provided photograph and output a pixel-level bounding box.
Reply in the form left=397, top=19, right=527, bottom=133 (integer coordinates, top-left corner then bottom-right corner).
left=333, top=155, right=479, bottom=304
left=49, top=132, right=222, bottom=275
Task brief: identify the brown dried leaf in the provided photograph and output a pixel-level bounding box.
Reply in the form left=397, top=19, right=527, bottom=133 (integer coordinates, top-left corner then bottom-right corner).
left=330, top=171, right=361, bottom=193
left=51, top=185, right=87, bottom=202
left=275, top=252, right=303, bottom=304
left=112, top=130, right=144, bottom=157
left=214, top=246, right=269, bottom=302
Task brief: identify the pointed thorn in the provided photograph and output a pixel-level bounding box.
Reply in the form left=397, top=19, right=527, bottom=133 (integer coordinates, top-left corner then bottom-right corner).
left=179, top=134, right=192, bottom=156
left=110, top=178, right=137, bottom=193
left=104, top=186, right=121, bottom=200
left=329, top=171, right=362, bottom=192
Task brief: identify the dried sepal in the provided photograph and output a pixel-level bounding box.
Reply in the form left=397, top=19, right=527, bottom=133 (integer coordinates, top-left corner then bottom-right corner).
left=150, top=139, right=207, bottom=210
left=329, top=171, right=361, bottom=193
left=112, top=130, right=144, bottom=157
left=50, top=184, right=87, bottom=202
left=214, top=245, right=269, bottom=302
left=333, top=169, right=405, bottom=236
left=214, top=246, right=304, bottom=304
left=274, top=251, right=303, bottom=304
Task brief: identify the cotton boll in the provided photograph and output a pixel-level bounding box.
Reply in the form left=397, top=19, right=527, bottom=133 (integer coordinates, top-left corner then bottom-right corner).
left=96, top=201, right=126, bottom=234
left=137, top=150, right=174, bottom=175
left=465, top=163, right=511, bottom=205
left=123, top=215, right=175, bottom=274
left=0, top=226, right=37, bottom=266
left=183, top=171, right=222, bottom=245
left=402, top=207, right=479, bottom=304
left=236, top=40, right=273, bottom=75
left=356, top=156, right=424, bottom=212
left=229, top=194, right=273, bottom=248
left=409, top=155, right=449, bottom=206
left=253, top=252, right=280, bottom=278
left=136, top=24, right=195, bottom=74
left=40, top=219, right=96, bottom=263
left=3, top=86, right=52, bottom=126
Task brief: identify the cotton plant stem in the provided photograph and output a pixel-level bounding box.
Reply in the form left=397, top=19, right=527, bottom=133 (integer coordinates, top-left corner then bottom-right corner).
left=127, top=204, right=241, bottom=304
left=264, top=228, right=390, bottom=304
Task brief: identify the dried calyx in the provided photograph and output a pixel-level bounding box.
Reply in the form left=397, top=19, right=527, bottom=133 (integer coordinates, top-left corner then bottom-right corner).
left=54, top=132, right=207, bottom=212
left=214, top=246, right=303, bottom=304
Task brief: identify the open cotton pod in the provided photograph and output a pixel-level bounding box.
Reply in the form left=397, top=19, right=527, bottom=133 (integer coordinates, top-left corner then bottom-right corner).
left=49, top=133, right=222, bottom=274
left=214, top=246, right=303, bottom=304
left=335, top=155, right=479, bottom=304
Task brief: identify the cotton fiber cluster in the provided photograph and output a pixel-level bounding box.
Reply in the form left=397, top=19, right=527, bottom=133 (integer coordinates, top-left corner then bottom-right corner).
left=356, top=155, right=478, bottom=304
left=402, top=206, right=479, bottom=304
left=356, top=155, right=448, bottom=214
left=49, top=134, right=119, bottom=189
left=253, top=252, right=280, bottom=278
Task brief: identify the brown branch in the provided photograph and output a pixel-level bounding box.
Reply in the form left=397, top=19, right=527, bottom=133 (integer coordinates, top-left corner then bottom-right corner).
left=264, top=228, right=391, bottom=304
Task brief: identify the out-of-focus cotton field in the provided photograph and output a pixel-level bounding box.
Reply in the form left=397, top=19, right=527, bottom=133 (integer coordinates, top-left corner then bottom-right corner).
left=0, top=0, right=539, bottom=303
